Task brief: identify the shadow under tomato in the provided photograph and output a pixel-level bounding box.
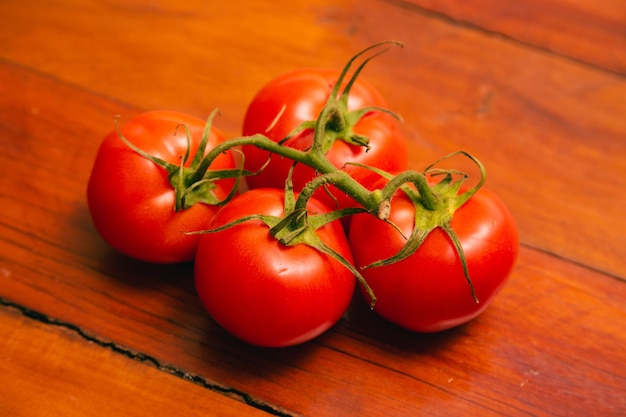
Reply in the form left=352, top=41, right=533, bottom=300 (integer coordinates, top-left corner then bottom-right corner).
left=338, top=289, right=468, bottom=354
left=92, top=247, right=196, bottom=292
left=73, top=192, right=192, bottom=284
left=194, top=313, right=322, bottom=383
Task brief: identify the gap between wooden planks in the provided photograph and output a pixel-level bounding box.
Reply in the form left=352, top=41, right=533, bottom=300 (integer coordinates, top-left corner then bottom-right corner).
left=0, top=303, right=292, bottom=417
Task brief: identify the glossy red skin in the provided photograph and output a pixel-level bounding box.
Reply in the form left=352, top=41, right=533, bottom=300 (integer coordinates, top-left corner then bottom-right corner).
left=194, top=188, right=356, bottom=347
left=349, top=187, right=519, bottom=333
left=241, top=68, right=408, bottom=209
left=87, top=111, right=235, bottom=264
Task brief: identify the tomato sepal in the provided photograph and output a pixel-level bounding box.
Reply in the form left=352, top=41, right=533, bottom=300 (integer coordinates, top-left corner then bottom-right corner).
left=355, top=151, right=487, bottom=304
left=270, top=41, right=405, bottom=157
left=113, top=109, right=245, bottom=211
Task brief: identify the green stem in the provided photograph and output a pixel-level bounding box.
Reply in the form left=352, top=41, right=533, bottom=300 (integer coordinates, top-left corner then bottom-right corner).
left=309, top=96, right=338, bottom=155
left=380, top=170, right=440, bottom=211
left=194, top=132, right=384, bottom=216
left=294, top=170, right=377, bottom=214
left=192, top=134, right=310, bottom=184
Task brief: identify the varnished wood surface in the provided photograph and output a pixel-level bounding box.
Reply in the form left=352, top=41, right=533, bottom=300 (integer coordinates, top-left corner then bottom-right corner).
left=0, top=307, right=272, bottom=417
left=1, top=0, right=625, bottom=416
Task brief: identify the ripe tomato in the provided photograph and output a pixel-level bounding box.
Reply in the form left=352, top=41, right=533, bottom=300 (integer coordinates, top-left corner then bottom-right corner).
left=194, top=188, right=356, bottom=347
left=87, top=111, right=236, bottom=264
left=349, top=187, right=519, bottom=333
left=241, top=68, right=408, bottom=209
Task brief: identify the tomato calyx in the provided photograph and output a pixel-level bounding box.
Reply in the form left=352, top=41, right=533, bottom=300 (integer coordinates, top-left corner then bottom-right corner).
left=281, top=41, right=404, bottom=155
left=269, top=205, right=375, bottom=300
left=362, top=151, right=487, bottom=304
left=114, top=110, right=247, bottom=211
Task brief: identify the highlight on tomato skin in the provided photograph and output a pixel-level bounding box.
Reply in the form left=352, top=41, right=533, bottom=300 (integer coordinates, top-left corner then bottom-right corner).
left=348, top=186, right=519, bottom=333
left=193, top=188, right=357, bottom=348
left=86, top=111, right=237, bottom=264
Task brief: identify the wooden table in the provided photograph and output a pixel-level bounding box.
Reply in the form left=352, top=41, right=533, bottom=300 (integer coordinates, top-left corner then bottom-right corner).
left=1, top=1, right=625, bottom=416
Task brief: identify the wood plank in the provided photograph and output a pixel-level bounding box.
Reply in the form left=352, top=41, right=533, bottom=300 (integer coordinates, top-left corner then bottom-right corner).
left=399, top=0, right=626, bottom=74
left=0, top=305, right=283, bottom=417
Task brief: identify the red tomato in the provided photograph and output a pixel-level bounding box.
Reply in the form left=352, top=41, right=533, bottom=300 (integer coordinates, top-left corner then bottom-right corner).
left=241, top=68, right=408, bottom=209
left=349, top=187, right=519, bottom=332
left=194, top=188, right=356, bottom=347
left=87, top=111, right=236, bottom=263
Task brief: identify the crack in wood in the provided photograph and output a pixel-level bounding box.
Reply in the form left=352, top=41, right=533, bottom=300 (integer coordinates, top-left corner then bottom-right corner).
left=0, top=297, right=295, bottom=417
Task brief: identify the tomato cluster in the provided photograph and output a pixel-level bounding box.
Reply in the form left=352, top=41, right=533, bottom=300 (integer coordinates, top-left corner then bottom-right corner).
left=87, top=42, right=519, bottom=347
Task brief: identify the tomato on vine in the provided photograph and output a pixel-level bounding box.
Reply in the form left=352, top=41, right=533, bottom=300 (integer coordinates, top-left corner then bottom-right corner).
left=193, top=188, right=357, bottom=347
left=87, top=111, right=239, bottom=263
left=349, top=179, right=519, bottom=333
left=241, top=45, right=408, bottom=209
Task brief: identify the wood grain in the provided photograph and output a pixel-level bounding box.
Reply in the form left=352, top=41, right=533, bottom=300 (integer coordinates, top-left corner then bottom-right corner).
left=399, top=0, right=626, bottom=74
left=1, top=0, right=625, bottom=416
